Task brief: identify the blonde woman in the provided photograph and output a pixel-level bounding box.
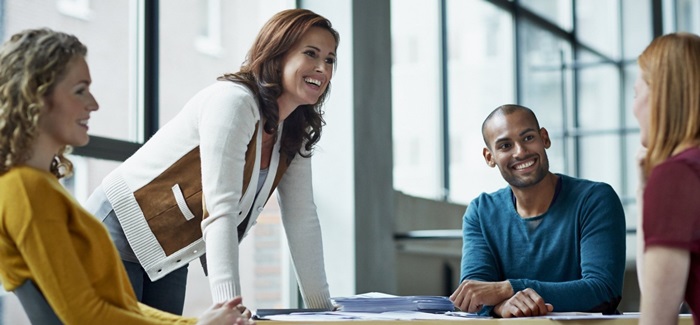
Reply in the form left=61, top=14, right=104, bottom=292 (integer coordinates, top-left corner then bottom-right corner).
left=0, top=28, right=249, bottom=325
left=633, top=32, right=700, bottom=325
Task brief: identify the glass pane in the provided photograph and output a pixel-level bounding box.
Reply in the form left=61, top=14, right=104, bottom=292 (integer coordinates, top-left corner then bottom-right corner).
left=519, top=22, right=571, bottom=136
left=3, top=0, right=136, bottom=141
left=577, top=52, right=620, bottom=130
left=519, top=0, right=573, bottom=31
left=61, top=155, right=121, bottom=205
left=622, top=0, right=652, bottom=60
left=624, top=63, right=641, bottom=129
left=391, top=0, right=442, bottom=199
left=446, top=0, right=514, bottom=203
left=159, top=0, right=294, bottom=314
left=677, top=0, right=700, bottom=34
left=159, top=0, right=292, bottom=125
left=547, top=135, right=567, bottom=176
left=579, top=135, right=622, bottom=194
left=576, top=0, right=620, bottom=58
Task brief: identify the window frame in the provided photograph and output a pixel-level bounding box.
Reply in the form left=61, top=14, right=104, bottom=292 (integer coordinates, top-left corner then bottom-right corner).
left=72, top=0, right=159, bottom=161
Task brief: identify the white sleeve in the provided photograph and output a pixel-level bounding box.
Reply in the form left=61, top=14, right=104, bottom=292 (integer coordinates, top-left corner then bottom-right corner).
left=198, top=83, right=257, bottom=302
left=277, top=154, right=333, bottom=309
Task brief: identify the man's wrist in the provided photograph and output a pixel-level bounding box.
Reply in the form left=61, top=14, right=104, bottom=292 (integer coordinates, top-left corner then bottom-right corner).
left=499, top=280, right=514, bottom=300
left=491, top=303, right=502, bottom=317
left=479, top=305, right=498, bottom=317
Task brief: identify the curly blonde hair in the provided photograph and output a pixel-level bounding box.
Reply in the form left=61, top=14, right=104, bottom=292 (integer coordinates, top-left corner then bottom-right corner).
left=0, top=28, right=87, bottom=178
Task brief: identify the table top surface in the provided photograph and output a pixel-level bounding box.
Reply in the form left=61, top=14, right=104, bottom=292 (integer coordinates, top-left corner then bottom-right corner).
left=257, top=314, right=693, bottom=324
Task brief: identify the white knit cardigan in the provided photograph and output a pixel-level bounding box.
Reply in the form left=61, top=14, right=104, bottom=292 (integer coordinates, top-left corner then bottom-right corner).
left=101, top=81, right=332, bottom=308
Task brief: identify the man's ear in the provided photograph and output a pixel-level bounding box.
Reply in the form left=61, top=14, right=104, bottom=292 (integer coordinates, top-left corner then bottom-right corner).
left=483, top=147, right=496, bottom=168
left=540, top=128, right=551, bottom=149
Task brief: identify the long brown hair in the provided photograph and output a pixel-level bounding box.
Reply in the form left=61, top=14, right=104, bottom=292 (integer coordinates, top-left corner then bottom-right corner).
left=639, top=32, right=700, bottom=176
left=0, top=28, right=87, bottom=178
left=218, top=9, right=339, bottom=161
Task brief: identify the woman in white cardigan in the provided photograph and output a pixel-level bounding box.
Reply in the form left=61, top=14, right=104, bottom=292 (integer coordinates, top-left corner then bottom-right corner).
left=86, top=8, right=339, bottom=315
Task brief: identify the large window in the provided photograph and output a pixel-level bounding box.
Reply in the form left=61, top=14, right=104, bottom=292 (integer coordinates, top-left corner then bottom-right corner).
left=518, top=22, right=571, bottom=177
left=5, top=0, right=137, bottom=142
left=519, top=0, right=572, bottom=30
left=391, top=0, right=442, bottom=199
left=674, top=0, right=700, bottom=33
left=446, top=0, right=514, bottom=201
left=391, top=0, right=656, bottom=233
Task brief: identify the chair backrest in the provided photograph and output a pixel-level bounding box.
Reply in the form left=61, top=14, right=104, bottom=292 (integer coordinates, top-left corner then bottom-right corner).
left=14, top=280, right=62, bottom=325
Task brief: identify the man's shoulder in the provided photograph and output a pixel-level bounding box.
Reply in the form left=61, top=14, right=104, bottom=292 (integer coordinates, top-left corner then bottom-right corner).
left=557, top=174, right=622, bottom=212
left=469, top=186, right=511, bottom=209
left=559, top=173, right=614, bottom=193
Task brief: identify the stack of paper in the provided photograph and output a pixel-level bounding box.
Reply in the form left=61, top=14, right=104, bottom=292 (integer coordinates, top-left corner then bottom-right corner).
left=332, top=292, right=455, bottom=313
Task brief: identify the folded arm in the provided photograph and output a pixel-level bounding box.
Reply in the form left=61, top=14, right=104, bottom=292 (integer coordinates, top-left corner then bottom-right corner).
left=507, top=185, right=626, bottom=313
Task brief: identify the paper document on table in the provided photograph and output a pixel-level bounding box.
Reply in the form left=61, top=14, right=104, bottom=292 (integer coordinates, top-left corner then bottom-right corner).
left=332, top=292, right=455, bottom=313
left=545, top=312, right=640, bottom=320
left=253, top=308, right=328, bottom=319
left=444, top=311, right=489, bottom=318
left=263, top=311, right=474, bottom=321
left=261, top=312, right=361, bottom=321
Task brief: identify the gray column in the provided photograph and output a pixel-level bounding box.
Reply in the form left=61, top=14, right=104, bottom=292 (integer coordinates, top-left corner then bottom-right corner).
left=352, top=0, right=396, bottom=294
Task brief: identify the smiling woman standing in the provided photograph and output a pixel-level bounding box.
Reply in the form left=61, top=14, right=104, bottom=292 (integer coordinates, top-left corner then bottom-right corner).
left=85, top=9, right=339, bottom=314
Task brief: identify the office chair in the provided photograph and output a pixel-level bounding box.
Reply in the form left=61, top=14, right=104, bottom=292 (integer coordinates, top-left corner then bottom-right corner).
left=14, top=280, right=62, bottom=324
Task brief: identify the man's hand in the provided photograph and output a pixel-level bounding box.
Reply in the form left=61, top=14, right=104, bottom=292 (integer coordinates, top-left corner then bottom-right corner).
left=449, top=280, right=514, bottom=312
left=493, top=288, right=553, bottom=318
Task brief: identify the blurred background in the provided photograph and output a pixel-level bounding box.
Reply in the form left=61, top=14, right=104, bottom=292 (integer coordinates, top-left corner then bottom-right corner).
left=0, top=0, right=697, bottom=323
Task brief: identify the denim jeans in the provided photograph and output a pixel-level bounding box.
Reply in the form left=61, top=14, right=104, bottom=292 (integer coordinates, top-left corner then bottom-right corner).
left=87, top=186, right=191, bottom=315
left=122, top=260, right=189, bottom=315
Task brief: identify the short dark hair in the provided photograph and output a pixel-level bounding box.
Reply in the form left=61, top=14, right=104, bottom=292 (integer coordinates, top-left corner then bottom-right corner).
left=481, top=104, right=541, bottom=148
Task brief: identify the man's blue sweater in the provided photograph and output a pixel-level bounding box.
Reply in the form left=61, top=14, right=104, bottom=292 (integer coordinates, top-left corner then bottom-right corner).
left=461, top=174, right=626, bottom=314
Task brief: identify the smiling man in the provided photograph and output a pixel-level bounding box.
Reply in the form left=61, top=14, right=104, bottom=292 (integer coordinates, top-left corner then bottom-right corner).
left=449, top=104, right=626, bottom=318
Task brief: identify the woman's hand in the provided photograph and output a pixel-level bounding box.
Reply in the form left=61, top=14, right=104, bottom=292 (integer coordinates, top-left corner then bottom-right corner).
left=236, top=304, right=252, bottom=319
left=197, top=296, right=254, bottom=325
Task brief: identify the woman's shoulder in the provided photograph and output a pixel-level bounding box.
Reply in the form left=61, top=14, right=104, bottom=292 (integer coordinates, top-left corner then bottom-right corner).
left=668, top=147, right=700, bottom=166
left=191, top=81, right=260, bottom=117
left=648, top=148, right=700, bottom=186
left=206, top=80, right=256, bottom=100
left=0, top=166, right=63, bottom=212
left=0, top=166, right=55, bottom=189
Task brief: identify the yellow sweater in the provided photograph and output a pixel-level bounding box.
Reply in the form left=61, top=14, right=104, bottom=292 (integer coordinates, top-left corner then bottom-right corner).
left=0, top=166, right=197, bottom=324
